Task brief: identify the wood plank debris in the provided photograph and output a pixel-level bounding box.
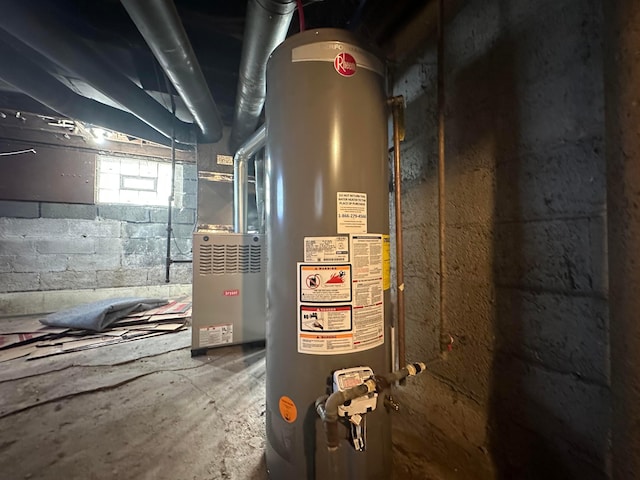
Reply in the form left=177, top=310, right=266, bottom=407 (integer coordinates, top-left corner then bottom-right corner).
left=0, top=298, right=191, bottom=363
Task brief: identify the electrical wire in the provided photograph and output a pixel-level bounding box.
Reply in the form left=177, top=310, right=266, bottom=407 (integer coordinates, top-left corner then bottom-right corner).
left=0, top=148, right=36, bottom=156
left=296, top=0, right=306, bottom=31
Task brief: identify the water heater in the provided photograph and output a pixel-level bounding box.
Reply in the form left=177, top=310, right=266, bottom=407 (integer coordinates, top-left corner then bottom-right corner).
left=265, top=29, right=392, bottom=479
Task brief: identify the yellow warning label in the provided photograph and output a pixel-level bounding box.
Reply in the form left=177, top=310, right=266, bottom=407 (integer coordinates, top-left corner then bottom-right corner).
left=279, top=396, right=297, bottom=423
left=383, top=235, right=391, bottom=290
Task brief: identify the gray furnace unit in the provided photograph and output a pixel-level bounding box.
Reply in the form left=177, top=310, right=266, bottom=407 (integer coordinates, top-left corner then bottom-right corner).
left=191, top=167, right=265, bottom=355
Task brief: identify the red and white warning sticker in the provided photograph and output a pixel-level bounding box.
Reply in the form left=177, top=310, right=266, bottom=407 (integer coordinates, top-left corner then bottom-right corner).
left=299, top=264, right=352, bottom=303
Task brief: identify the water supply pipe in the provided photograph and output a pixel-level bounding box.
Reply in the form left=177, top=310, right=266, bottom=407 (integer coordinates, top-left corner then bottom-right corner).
left=315, top=362, right=427, bottom=450
left=389, top=95, right=406, bottom=369
left=437, top=0, right=449, bottom=354
left=233, top=124, right=267, bottom=233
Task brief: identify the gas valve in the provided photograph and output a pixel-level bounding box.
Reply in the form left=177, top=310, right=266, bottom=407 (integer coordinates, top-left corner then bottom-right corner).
left=332, top=366, right=377, bottom=451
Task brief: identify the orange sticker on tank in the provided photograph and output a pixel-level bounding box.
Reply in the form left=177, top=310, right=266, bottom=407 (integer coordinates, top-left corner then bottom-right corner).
left=279, top=396, right=298, bottom=423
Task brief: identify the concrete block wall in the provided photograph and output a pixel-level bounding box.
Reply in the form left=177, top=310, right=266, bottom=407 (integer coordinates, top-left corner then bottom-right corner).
left=0, top=162, right=196, bottom=300
left=392, top=0, right=609, bottom=478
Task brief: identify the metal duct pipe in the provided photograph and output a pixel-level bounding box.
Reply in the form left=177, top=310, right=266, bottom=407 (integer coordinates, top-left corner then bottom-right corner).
left=229, top=0, right=295, bottom=151
left=0, top=41, right=188, bottom=149
left=120, top=0, right=223, bottom=143
left=0, top=3, right=196, bottom=145
left=233, top=124, right=267, bottom=233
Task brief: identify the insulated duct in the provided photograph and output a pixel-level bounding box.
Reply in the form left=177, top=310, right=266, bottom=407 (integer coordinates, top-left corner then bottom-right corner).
left=229, top=0, right=295, bottom=150
left=233, top=124, right=266, bottom=233
left=0, top=41, right=186, bottom=149
left=120, top=0, right=223, bottom=143
left=0, top=3, right=196, bottom=145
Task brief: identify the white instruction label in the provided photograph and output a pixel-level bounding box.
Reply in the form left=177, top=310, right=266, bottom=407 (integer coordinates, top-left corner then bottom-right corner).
left=199, top=324, right=233, bottom=348
left=216, top=154, right=233, bottom=166
left=304, top=236, right=349, bottom=263
left=351, top=234, right=384, bottom=351
left=337, top=192, right=367, bottom=234
left=299, top=264, right=352, bottom=303
left=351, top=235, right=383, bottom=281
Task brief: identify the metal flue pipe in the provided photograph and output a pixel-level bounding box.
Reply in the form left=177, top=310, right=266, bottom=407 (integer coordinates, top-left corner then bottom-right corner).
left=0, top=3, right=196, bottom=144
left=233, top=124, right=267, bottom=233
left=120, top=0, right=223, bottom=143
left=0, top=40, right=187, bottom=149
left=229, top=0, right=295, bottom=150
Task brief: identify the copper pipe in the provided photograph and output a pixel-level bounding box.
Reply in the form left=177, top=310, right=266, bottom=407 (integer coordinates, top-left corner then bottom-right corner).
left=390, top=95, right=406, bottom=369
left=437, top=0, right=448, bottom=354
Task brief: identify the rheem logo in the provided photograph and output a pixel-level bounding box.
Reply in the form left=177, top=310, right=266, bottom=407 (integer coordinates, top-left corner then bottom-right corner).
left=334, top=52, right=357, bottom=77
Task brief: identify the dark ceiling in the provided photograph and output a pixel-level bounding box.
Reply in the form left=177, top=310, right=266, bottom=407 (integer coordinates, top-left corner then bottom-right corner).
left=0, top=0, right=428, bottom=138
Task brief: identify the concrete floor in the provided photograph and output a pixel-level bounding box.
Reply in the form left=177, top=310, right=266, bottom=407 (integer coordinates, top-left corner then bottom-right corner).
left=0, top=316, right=267, bottom=480
left=0, top=315, right=452, bottom=480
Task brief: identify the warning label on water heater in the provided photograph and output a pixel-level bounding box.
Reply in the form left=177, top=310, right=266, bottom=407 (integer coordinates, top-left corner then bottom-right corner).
left=337, top=192, right=367, bottom=234
left=297, top=234, right=384, bottom=355
left=299, top=264, right=352, bottom=303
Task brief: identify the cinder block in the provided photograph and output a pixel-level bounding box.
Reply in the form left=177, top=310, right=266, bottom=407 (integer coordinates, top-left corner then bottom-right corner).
left=447, top=167, right=496, bottom=226
left=0, top=272, right=40, bottom=293
left=12, top=254, right=67, bottom=273
left=495, top=288, right=608, bottom=384
left=148, top=264, right=192, bottom=284
left=0, top=200, right=39, bottom=219
left=122, top=253, right=164, bottom=268
left=446, top=224, right=493, bottom=283
left=36, top=238, right=95, bottom=255
left=0, top=218, right=70, bottom=237
left=182, top=163, right=197, bottom=180
left=67, top=254, right=120, bottom=272
left=0, top=255, right=14, bottom=273
left=123, top=238, right=166, bottom=255
left=173, top=208, right=195, bottom=225
left=172, top=224, right=196, bottom=239
left=183, top=178, right=198, bottom=194
left=491, top=356, right=609, bottom=469
left=149, top=208, right=168, bottom=224
left=495, top=218, right=594, bottom=293
left=41, top=203, right=98, bottom=220
left=495, top=139, right=605, bottom=222
left=98, top=205, right=149, bottom=223
left=96, top=237, right=123, bottom=254
left=183, top=193, right=197, bottom=210
left=40, top=271, right=97, bottom=290
left=401, top=181, right=438, bottom=230
left=0, top=239, right=36, bottom=255
left=170, top=238, right=192, bottom=256
left=96, top=268, right=149, bottom=288
left=68, top=219, right=121, bottom=238
left=403, top=225, right=438, bottom=279
left=123, top=223, right=168, bottom=239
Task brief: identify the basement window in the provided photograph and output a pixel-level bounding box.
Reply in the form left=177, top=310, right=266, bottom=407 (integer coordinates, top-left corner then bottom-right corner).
left=96, top=155, right=183, bottom=207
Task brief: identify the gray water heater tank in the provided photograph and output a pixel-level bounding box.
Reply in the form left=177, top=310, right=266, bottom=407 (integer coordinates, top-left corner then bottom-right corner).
left=265, top=29, right=392, bottom=479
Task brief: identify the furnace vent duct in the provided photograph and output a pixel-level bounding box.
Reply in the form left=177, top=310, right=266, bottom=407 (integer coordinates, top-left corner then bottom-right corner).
left=0, top=2, right=196, bottom=145
left=229, top=0, right=295, bottom=151
left=121, top=0, right=223, bottom=143
left=233, top=124, right=266, bottom=233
